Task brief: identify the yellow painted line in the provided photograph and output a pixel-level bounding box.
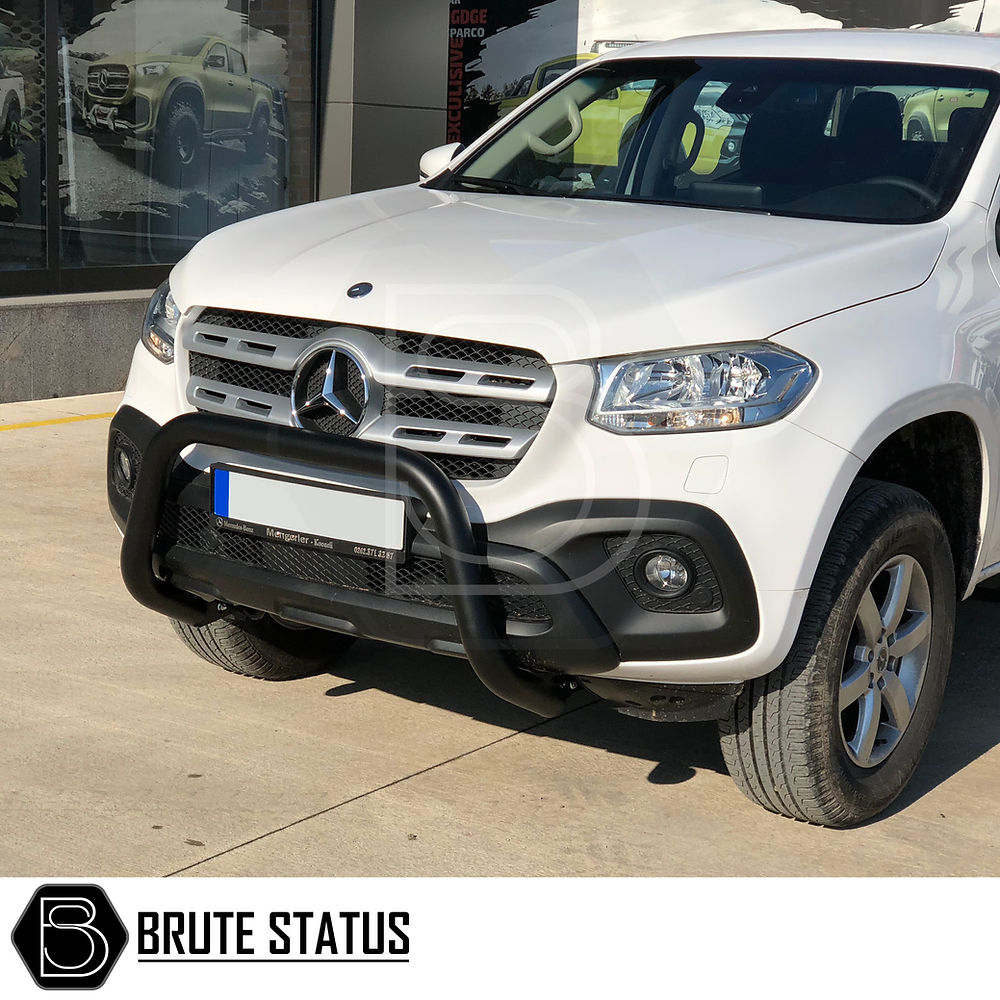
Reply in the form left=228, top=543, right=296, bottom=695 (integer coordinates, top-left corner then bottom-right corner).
left=0, top=411, right=115, bottom=433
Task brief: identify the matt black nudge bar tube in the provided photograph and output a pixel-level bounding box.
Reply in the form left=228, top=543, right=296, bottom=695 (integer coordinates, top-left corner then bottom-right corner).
left=119, top=412, right=568, bottom=717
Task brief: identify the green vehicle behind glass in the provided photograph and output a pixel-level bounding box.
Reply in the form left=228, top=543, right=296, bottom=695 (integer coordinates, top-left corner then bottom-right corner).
left=903, top=85, right=989, bottom=142
left=83, top=35, right=274, bottom=185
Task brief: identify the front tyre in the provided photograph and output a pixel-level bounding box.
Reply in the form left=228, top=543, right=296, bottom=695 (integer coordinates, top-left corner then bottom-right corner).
left=244, top=107, right=270, bottom=163
left=153, top=100, right=203, bottom=186
left=172, top=613, right=355, bottom=680
left=719, top=480, right=955, bottom=827
left=0, top=100, right=21, bottom=158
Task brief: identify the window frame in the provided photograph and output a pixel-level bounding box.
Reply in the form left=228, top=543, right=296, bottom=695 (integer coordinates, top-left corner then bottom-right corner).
left=229, top=47, right=247, bottom=77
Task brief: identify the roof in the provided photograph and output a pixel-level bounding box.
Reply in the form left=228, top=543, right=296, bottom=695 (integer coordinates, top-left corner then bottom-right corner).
left=602, top=29, right=1000, bottom=73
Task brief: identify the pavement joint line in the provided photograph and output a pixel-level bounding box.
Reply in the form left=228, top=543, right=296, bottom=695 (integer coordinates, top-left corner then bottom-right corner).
left=0, top=412, right=115, bottom=432
left=164, top=697, right=601, bottom=877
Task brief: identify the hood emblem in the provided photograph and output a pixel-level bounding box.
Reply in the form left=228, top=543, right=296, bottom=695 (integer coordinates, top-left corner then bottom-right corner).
left=291, top=346, right=371, bottom=435
left=347, top=282, right=373, bottom=299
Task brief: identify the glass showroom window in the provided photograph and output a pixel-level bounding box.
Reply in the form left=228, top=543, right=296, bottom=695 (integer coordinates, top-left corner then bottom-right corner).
left=0, top=1, right=45, bottom=274
left=0, top=0, right=314, bottom=294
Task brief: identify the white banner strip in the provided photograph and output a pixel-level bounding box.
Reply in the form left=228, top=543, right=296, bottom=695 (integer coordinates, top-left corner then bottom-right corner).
left=0, top=877, right=995, bottom=998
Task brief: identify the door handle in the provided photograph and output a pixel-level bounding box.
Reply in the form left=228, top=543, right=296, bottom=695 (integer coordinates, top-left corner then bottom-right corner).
left=227, top=80, right=234, bottom=87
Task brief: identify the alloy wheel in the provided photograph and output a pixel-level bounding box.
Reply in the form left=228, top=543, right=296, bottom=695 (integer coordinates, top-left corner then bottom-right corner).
left=839, top=554, right=932, bottom=768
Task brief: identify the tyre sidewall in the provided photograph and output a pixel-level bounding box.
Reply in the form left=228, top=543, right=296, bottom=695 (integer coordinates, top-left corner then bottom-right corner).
left=1, top=101, right=19, bottom=158
left=246, top=109, right=268, bottom=161
left=155, top=102, right=202, bottom=186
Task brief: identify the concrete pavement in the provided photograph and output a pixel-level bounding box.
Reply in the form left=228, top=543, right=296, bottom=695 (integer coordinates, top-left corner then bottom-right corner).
left=2, top=393, right=998, bottom=876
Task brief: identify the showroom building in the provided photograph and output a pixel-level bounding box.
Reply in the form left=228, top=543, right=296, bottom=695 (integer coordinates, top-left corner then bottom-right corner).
left=0, top=0, right=986, bottom=401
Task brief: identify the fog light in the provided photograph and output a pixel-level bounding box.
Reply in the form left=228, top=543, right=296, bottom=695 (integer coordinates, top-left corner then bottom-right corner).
left=112, top=439, right=139, bottom=497
left=642, top=552, right=692, bottom=597
left=116, top=448, right=133, bottom=485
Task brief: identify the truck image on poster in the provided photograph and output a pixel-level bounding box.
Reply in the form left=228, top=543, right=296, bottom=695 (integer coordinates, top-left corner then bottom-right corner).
left=82, top=35, right=276, bottom=185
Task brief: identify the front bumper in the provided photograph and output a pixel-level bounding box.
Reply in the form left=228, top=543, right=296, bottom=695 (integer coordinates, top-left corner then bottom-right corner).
left=109, top=406, right=761, bottom=715
left=83, top=93, right=152, bottom=137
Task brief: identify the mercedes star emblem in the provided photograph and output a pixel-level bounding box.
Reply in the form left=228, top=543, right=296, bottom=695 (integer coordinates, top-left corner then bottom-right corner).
left=291, top=347, right=371, bottom=434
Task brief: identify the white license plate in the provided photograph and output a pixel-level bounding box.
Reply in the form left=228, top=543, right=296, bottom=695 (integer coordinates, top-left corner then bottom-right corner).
left=212, top=467, right=407, bottom=561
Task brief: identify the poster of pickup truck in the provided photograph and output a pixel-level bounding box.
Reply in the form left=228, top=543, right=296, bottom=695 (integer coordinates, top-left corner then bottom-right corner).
left=54, top=0, right=295, bottom=269
left=82, top=35, right=277, bottom=186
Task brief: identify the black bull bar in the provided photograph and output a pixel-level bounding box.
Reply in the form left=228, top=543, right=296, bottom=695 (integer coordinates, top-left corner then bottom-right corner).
left=119, top=412, right=569, bottom=718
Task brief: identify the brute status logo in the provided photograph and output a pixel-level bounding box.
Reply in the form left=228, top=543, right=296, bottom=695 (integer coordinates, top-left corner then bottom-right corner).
left=11, top=885, right=128, bottom=990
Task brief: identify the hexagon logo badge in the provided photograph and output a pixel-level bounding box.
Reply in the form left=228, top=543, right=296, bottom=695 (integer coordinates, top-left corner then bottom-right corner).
left=11, top=884, right=128, bottom=990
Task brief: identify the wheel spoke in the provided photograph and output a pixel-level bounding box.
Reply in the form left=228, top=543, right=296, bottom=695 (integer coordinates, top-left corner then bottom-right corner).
left=855, top=586, right=883, bottom=645
left=880, top=558, right=914, bottom=634
left=851, top=688, right=882, bottom=766
left=840, top=658, right=872, bottom=711
left=881, top=672, right=913, bottom=733
left=890, top=611, right=930, bottom=659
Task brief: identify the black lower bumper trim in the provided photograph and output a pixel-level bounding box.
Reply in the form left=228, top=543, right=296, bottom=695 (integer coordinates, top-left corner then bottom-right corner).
left=581, top=677, right=743, bottom=723
left=115, top=408, right=569, bottom=718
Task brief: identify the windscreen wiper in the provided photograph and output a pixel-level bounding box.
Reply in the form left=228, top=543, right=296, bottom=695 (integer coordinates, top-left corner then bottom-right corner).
left=449, top=176, right=539, bottom=196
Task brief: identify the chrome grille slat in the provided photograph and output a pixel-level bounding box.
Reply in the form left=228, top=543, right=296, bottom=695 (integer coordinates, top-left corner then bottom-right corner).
left=364, top=416, right=535, bottom=460
left=182, top=308, right=555, bottom=482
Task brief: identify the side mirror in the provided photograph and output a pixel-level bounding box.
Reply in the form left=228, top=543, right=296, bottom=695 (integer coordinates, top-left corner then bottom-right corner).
left=419, top=142, right=465, bottom=182
left=205, top=54, right=226, bottom=70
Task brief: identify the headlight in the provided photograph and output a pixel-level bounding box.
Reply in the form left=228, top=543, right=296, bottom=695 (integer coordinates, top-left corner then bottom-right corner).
left=141, top=280, right=179, bottom=364
left=137, top=62, right=169, bottom=77
left=589, top=344, right=815, bottom=434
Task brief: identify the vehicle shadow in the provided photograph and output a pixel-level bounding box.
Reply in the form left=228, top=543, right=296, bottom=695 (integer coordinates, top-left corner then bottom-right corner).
left=877, top=597, right=1000, bottom=818
left=322, top=642, right=727, bottom=786
left=321, top=596, right=1000, bottom=807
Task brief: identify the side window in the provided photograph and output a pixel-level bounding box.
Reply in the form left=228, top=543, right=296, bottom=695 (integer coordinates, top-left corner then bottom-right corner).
left=205, top=42, right=228, bottom=72
left=229, top=48, right=247, bottom=76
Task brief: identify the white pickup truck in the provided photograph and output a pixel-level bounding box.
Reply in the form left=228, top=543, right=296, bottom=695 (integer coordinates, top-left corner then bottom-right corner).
left=109, top=29, right=1000, bottom=827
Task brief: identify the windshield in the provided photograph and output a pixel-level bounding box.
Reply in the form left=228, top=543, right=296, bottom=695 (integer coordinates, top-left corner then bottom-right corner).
left=152, top=37, right=210, bottom=57
left=439, top=57, right=1000, bottom=224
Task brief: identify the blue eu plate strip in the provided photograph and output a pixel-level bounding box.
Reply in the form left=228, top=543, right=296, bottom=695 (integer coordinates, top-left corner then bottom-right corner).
left=213, top=469, right=230, bottom=517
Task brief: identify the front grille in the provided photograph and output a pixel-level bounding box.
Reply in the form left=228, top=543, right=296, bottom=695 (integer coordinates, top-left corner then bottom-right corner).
left=383, top=386, right=547, bottom=430
left=197, top=309, right=321, bottom=340
left=185, top=308, right=555, bottom=481
left=373, top=329, right=549, bottom=371
left=196, top=308, right=549, bottom=372
left=87, top=64, right=130, bottom=99
left=158, top=502, right=551, bottom=624
left=189, top=353, right=294, bottom=398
